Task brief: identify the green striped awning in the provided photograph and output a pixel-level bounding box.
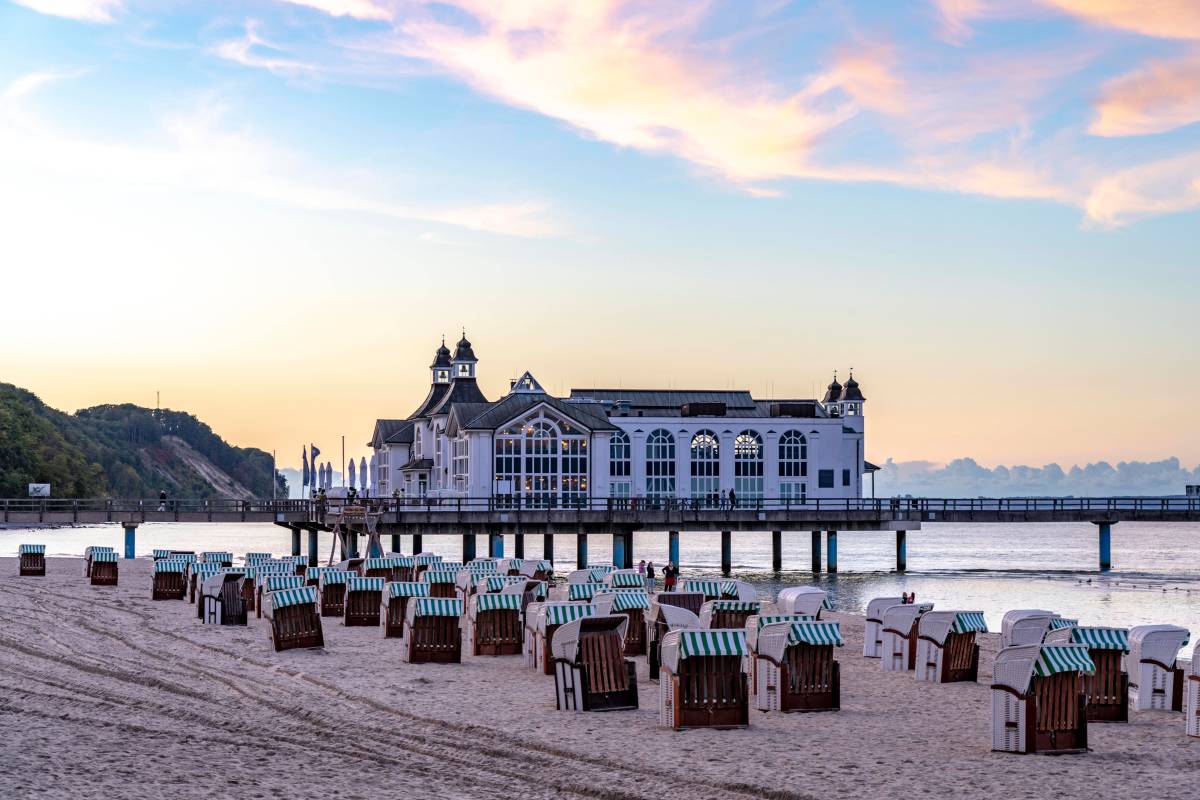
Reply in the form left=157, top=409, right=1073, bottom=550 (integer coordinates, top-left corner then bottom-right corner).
left=709, top=600, right=760, bottom=612
left=18, top=544, right=45, bottom=554
left=822, top=596, right=835, bottom=610
left=91, top=551, right=118, bottom=563
left=346, top=576, right=385, bottom=593
left=485, top=575, right=525, bottom=592
left=257, top=562, right=293, bottom=574
left=468, top=561, right=500, bottom=574
left=172, top=553, right=197, bottom=563
left=87, top=546, right=115, bottom=554
left=718, top=580, right=743, bottom=598
left=154, top=560, right=187, bottom=573
left=787, top=621, right=844, bottom=647
left=387, top=582, right=429, bottom=599
left=681, top=579, right=722, bottom=596
left=476, top=593, right=521, bottom=612
left=319, top=570, right=355, bottom=586
left=202, top=552, right=233, bottom=563
left=532, top=560, right=553, bottom=572
left=546, top=604, right=595, bottom=626
left=265, top=575, right=304, bottom=592
left=364, top=557, right=404, bottom=570
left=677, top=630, right=748, bottom=659
left=1049, top=617, right=1079, bottom=630
left=192, top=564, right=222, bottom=577
left=413, top=598, right=463, bottom=617
left=568, top=583, right=599, bottom=601
left=612, top=592, right=651, bottom=611
left=238, top=566, right=259, bottom=580
left=245, top=552, right=272, bottom=564
left=756, top=614, right=814, bottom=628
left=1034, top=645, right=1096, bottom=677
left=951, top=612, right=989, bottom=634
left=283, top=556, right=308, bottom=566
left=1071, top=627, right=1130, bottom=651
left=152, top=549, right=173, bottom=559
left=609, top=572, right=645, bottom=587
left=389, top=556, right=415, bottom=567
left=414, top=555, right=443, bottom=566
left=304, top=566, right=327, bottom=581
left=271, top=585, right=318, bottom=609
left=504, top=559, right=524, bottom=569
left=421, top=569, right=458, bottom=584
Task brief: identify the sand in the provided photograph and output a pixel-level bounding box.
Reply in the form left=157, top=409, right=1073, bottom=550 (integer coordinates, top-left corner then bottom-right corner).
left=1, top=558, right=1196, bottom=800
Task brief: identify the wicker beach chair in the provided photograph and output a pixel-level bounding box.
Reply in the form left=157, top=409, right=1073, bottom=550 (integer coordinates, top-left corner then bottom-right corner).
left=743, top=613, right=815, bottom=693
left=647, top=603, right=702, bottom=679
left=653, top=591, right=705, bottom=616
left=318, top=570, right=355, bottom=617
left=202, top=571, right=248, bottom=625
left=1000, top=609, right=1057, bottom=648
left=18, top=544, right=45, bottom=575
left=189, top=563, right=222, bottom=607
left=412, top=553, right=443, bottom=580
left=343, top=576, right=385, bottom=627
left=201, top=551, right=234, bottom=567
left=1185, top=641, right=1200, bottom=739
left=254, top=564, right=299, bottom=617
left=699, top=599, right=761, bottom=630
left=266, top=586, right=324, bottom=652
left=1045, top=625, right=1131, bottom=722
left=382, top=581, right=430, bottom=638
left=775, top=586, right=832, bottom=619
left=88, top=551, right=119, bottom=586
left=1128, top=624, right=1190, bottom=712
left=754, top=621, right=843, bottom=712
left=992, top=644, right=1093, bottom=754
left=567, top=582, right=600, bottom=602
left=592, top=590, right=650, bottom=656
left=603, top=569, right=646, bottom=590
left=864, top=596, right=906, bottom=658
left=402, top=598, right=463, bottom=664
left=468, top=593, right=523, bottom=656
left=915, top=611, right=986, bottom=683
left=658, top=629, right=750, bottom=730
left=361, top=557, right=404, bottom=581
left=532, top=602, right=596, bottom=674
left=679, top=578, right=724, bottom=601
left=151, top=559, right=188, bottom=600
left=553, top=615, right=639, bottom=712
left=83, top=546, right=116, bottom=578
left=880, top=603, right=934, bottom=672
left=519, top=559, right=554, bottom=582
left=421, top=568, right=459, bottom=599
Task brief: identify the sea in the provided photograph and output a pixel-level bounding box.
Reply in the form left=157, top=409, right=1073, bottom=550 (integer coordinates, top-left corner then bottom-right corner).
left=4, top=521, right=1199, bottom=635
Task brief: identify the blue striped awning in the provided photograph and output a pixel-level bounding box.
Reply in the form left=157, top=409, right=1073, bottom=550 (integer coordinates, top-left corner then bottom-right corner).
left=346, top=576, right=385, bottom=593
left=91, top=551, right=118, bottom=563
left=476, top=593, right=521, bottom=612
left=271, top=585, right=319, bottom=610
left=1034, top=645, right=1096, bottom=677
left=154, top=560, right=187, bottom=573
left=532, top=560, right=553, bottom=572
left=258, top=562, right=293, bottom=573
left=283, top=556, right=308, bottom=566
left=172, top=553, right=197, bottom=563
left=485, top=575, right=525, bottom=592
left=413, top=598, right=462, bottom=617
left=681, top=579, right=722, bottom=596
left=609, top=572, right=645, bottom=587
left=421, top=569, right=458, bottom=584
left=202, top=551, right=233, bottom=563
left=364, top=557, right=404, bottom=570
left=1071, top=627, right=1130, bottom=651
left=678, top=629, right=748, bottom=659
left=709, top=600, right=760, bottom=612
left=304, top=567, right=327, bottom=582
left=414, top=554, right=443, bottom=566
left=787, top=621, right=844, bottom=647
left=152, top=549, right=172, bottom=559
left=756, top=614, right=814, bottom=628
left=546, top=604, right=595, bottom=626
left=319, top=570, right=355, bottom=586
left=18, top=544, right=45, bottom=554
left=1049, top=617, right=1079, bottom=630
left=238, top=566, right=259, bottom=580
left=435, top=561, right=464, bottom=572
left=265, top=575, right=304, bottom=592
left=468, top=561, right=500, bottom=574
left=611, top=592, right=651, bottom=611
left=387, top=582, right=430, bottom=599
left=87, top=546, right=115, bottom=554
left=245, top=552, right=272, bottom=564
left=951, top=612, right=989, bottom=634
left=569, top=583, right=599, bottom=601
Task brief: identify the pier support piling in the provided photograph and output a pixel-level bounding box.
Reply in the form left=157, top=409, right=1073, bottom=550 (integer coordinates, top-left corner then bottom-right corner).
left=721, top=530, right=732, bottom=576
left=462, top=533, right=476, bottom=562
left=514, top=533, right=525, bottom=559
left=613, top=530, right=634, bottom=569
left=347, top=531, right=359, bottom=560
left=543, top=533, right=554, bottom=562
left=771, top=530, right=782, bottom=572
left=826, top=530, right=838, bottom=574
left=489, top=531, right=503, bottom=559
left=123, top=523, right=137, bottom=560
left=411, top=534, right=423, bottom=555
left=1097, top=522, right=1113, bottom=571
left=896, top=530, right=907, bottom=572
left=291, top=526, right=301, bottom=557
left=811, top=531, right=821, bottom=573
left=576, top=533, right=588, bottom=569
left=391, top=534, right=400, bottom=554
left=668, top=530, right=680, bottom=568
left=306, top=527, right=318, bottom=567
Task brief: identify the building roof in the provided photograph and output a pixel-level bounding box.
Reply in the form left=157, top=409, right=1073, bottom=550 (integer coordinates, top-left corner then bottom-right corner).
left=452, top=334, right=477, bottom=362
left=821, top=376, right=843, bottom=404
left=399, top=458, right=433, bottom=472
left=368, top=419, right=410, bottom=448
left=454, top=393, right=618, bottom=433
left=408, top=382, right=451, bottom=419
left=385, top=421, right=415, bottom=445
left=427, top=376, right=489, bottom=416
left=430, top=341, right=452, bottom=369
left=863, top=460, right=881, bottom=472
left=839, top=375, right=865, bottom=402
left=569, top=389, right=759, bottom=412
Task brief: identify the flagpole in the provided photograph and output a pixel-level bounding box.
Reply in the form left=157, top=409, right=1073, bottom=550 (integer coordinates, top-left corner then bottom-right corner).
left=271, top=450, right=276, bottom=501
left=341, top=435, right=346, bottom=488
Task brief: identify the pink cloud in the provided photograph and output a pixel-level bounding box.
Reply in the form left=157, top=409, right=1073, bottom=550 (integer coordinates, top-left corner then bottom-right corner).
left=1092, top=50, right=1200, bottom=136
left=1042, top=0, right=1200, bottom=40
left=11, top=0, right=121, bottom=23
left=1085, top=150, right=1200, bottom=224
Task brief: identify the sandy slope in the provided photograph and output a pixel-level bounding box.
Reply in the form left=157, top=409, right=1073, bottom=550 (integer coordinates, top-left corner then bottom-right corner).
left=0, top=558, right=1196, bottom=800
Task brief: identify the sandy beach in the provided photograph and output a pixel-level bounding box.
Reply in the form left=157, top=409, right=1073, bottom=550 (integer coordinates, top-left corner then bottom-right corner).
left=1, top=558, right=1196, bottom=799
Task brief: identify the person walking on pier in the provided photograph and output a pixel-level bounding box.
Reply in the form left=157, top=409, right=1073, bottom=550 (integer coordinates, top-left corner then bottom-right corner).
left=728, top=488, right=737, bottom=509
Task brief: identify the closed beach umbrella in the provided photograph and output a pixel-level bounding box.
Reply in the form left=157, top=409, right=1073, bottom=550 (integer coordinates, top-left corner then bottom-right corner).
left=360, top=456, right=368, bottom=492
left=348, top=458, right=357, bottom=489
left=368, top=455, right=376, bottom=492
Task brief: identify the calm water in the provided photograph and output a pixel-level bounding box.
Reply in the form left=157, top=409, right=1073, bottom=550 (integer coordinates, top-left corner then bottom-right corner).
left=4, top=521, right=1199, bottom=635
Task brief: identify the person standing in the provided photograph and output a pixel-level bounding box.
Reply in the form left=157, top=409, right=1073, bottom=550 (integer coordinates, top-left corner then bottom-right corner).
left=645, top=560, right=656, bottom=593
left=728, top=488, right=737, bottom=509
left=158, top=489, right=167, bottom=512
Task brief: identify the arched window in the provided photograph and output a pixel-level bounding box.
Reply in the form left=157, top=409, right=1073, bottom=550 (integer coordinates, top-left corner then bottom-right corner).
left=734, top=430, right=763, bottom=502
left=645, top=429, right=676, bottom=501
left=524, top=420, right=559, bottom=508
left=689, top=430, right=720, bottom=505
left=609, top=430, right=631, bottom=503
left=778, top=430, right=807, bottom=503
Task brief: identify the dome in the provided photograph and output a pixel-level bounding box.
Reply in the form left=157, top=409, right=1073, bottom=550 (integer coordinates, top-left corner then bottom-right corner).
left=430, top=340, right=453, bottom=369
left=821, top=374, right=843, bottom=404
left=839, top=374, right=865, bottom=402
left=453, top=333, right=477, bottom=362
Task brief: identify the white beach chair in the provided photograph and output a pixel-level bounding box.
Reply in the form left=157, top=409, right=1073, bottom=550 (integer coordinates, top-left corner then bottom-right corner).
left=863, top=596, right=905, bottom=658
left=991, top=643, right=1093, bottom=754
left=1185, top=641, right=1200, bottom=738
left=646, top=602, right=702, bottom=678
left=914, top=611, right=986, bottom=683
left=533, top=602, right=596, bottom=673
left=753, top=621, right=843, bottom=712
left=880, top=603, right=933, bottom=672
left=658, top=629, right=750, bottom=729
left=1128, top=624, right=1190, bottom=712
left=775, top=586, right=830, bottom=618
left=553, top=615, right=639, bottom=712
left=1000, top=609, right=1056, bottom=648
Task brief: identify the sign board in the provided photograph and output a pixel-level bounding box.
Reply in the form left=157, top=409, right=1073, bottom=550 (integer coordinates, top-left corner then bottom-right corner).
left=28, top=483, right=51, bottom=497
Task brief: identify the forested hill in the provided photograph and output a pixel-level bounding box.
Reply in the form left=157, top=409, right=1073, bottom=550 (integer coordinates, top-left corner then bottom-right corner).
left=0, top=383, right=286, bottom=499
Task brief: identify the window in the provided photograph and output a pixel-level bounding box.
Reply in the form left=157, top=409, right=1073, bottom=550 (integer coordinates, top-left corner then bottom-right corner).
left=436, top=369, right=450, bottom=383
left=453, top=437, right=469, bottom=492
left=842, top=469, right=851, bottom=487
left=778, top=431, right=807, bottom=478
left=524, top=420, right=559, bottom=508
left=818, top=469, right=834, bottom=489
left=645, top=429, right=676, bottom=500
left=457, top=363, right=472, bottom=377
left=780, top=482, right=806, bottom=503
left=609, top=431, right=631, bottom=477
left=689, top=430, right=719, bottom=504
left=492, top=411, right=588, bottom=509
left=734, top=430, right=764, bottom=501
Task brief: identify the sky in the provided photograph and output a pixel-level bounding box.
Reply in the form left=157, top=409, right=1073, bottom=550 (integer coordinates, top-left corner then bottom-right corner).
left=1, top=0, right=1198, bottom=475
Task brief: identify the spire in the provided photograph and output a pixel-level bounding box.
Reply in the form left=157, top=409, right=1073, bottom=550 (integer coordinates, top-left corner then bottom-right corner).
left=821, top=370, right=843, bottom=404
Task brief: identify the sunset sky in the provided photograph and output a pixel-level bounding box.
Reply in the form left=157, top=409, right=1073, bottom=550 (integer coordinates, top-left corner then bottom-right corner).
left=2, top=0, right=1197, bottom=472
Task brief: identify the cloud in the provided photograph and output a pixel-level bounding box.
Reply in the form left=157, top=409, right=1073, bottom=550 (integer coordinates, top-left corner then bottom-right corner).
left=876, top=456, right=1200, bottom=496
left=1091, top=50, right=1200, bottom=136
left=10, top=0, right=121, bottom=23
left=1, top=70, right=76, bottom=100
left=1042, top=0, right=1200, bottom=40
left=1083, top=149, right=1200, bottom=225
left=213, top=21, right=317, bottom=77
left=280, top=0, right=391, bottom=21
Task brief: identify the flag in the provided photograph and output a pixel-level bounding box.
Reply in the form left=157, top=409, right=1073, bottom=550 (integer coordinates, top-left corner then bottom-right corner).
left=302, top=447, right=310, bottom=488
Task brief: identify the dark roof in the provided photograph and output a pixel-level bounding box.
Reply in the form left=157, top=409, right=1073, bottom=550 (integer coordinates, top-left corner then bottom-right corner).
left=839, top=376, right=865, bottom=402
left=385, top=421, right=415, bottom=445
left=569, top=389, right=758, bottom=411
left=453, top=335, right=477, bottom=362
left=368, top=419, right=408, bottom=448
left=445, top=402, right=492, bottom=436
left=408, top=382, right=451, bottom=419
left=428, top=376, right=489, bottom=416
left=430, top=341, right=452, bottom=369
left=864, top=460, right=881, bottom=472
left=821, top=376, right=842, bottom=404
left=460, top=393, right=618, bottom=432
left=399, top=458, right=433, bottom=472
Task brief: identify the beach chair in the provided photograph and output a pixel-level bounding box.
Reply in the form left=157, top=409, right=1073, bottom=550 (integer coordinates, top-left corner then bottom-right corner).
left=201, top=551, right=234, bottom=567
left=1046, top=625, right=1131, bottom=722
left=1185, top=642, right=1200, bottom=738
left=744, top=613, right=815, bottom=693
left=532, top=602, right=596, bottom=675
left=647, top=603, right=702, bottom=678
left=519, top=559, right=553, bottom=582
left=202, top=571, right=248, bottom=625
left=699, top=599, right=761, bottom=630
left=658, top=629, right=750, bottom=730
left=361, top=557, right=404, bottom=581
left=284, top=556, right=309, bottom=577
left=245, top=552, right=272, bottom=565
left=18, top=544, right=45, bottom=575
left=304, top=566, right=327, bottom=588
left=499, top=578, right=547, bottom=621
left=593, top=590, right=650, bottom=656
left=553, top=616, right=639, bottom=712
left=653, top=591, right=705, bottom=616
left=382, top=581, right=429, bottom=638
left=915, top=611, right=986, bottom=683
left=991, top=644, right=1093, bottom=754
left=1000, top=609, right=1057, bottom=648
left=1127, top=624, right=1190, bottom=712
left=254, top=565, right=297, bottom=617
left=754, top=621, right=843, bottom=712
left=718, top=580, right=757, bottom=601
left=89, top=551, right=119, bottom=586
left=603, top=569, right=646, bottom=590
left=151, top=559, right=188, bottom=599
left=567, top=582, right=600, bottom=602
left=498, top=558, right=524, bottom=576
left=679, top=578, right=724, bottom=601
left=343, top=576, right=385, bottom=627
left=775, top=586, right=831, bottom=618
left=402, top=598, right=463, bottom=664
left=421, top=568, right=459, bottom=599
left=864, top=596, right=906, bottom=658
left=468, top=593, right=523, bottom=656
left=83, top=546, right=115, bottom=578
left=567, top=568, right=601, bottom=586
left=318, top=570, right=354, bottom=617
left=412, top=553, right=442, bottom=580
left=266, top=586, right=324, bottom=652
left=880, top=603, right=934, bottom=672
left=188, top=563, right=222, bottom=606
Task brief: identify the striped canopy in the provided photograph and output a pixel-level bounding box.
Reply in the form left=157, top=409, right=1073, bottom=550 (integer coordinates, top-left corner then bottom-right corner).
left=91, top=551, right=118, bottom=563
left=611, top=592, right=651, bottom=611
left=1071, top=627, right=1130, bottom=651
left=265, top=575, right=304, bottom=592
left=414, top=555, right=443, bottom=566
left=468, top=561, right=500, bottom=574
left=718, top=580, right=743, bottom=598
left=391, top=556, right=416, bottom=567
left=202, top=551, right=233, bottom=563
left=284, top=556, right=308, bottom=566
left=152, top=549, right=173, bottom=559
left=435, top=561, right=464, bottom=572
left=756, top=614, right=814, bottom=628
left=387, top=582, right=429, bottom=599
left=609, top=572, right=645, bottom=588
left=87, top=546, right=115, bottom=554
left=245, top=552, right=272, bottom=564
left=305, top=567, right=328, bottom=582
left=238, top=566, right=259, bottom=580
left=258, top=562, right=293, bottom=574
left=568, top=583, right=599, bottom=601
left=709, top=600, right=760, bottom=612
left=192, top=564, right=222, bottom=577
left=18, top=544, right=45, bottom=554
left=951, top=612, right=989, bottom=634
left=822, top=596, right=835, bottom=610
left=677, top=629, right=748, bottom=659
left=364, top=557, right=404, bottom=570
left=476, top=593, right=521, bottom=612
left=1049, top=617, right=1079, bottom=630
left=681, top=579, right=722, bottom=596
left=589, top=564, right=616, bottom=574
left=421, top=569, right=458, bottom=584
left=787, top=621, right=844, bottom=647
left=271, top=585, right=318, bottom=609
left=1034, top=645, right=1096, bottom=677
left=545, top=604, right=595, bottom=626
left=319, top=570, right=355, bottom=586
left=531, top=560, right=552, bottom=572
left=485, top=575, right=525, bottom=592
left=504, top=559, right=525, bottom=568
left=346, top=576, right=385, bottom=593
left=171, top=553, right=198, bottom=563
left=154, top=560, right=187, bottom=573
left=413, top=598, right=463, bottom=617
